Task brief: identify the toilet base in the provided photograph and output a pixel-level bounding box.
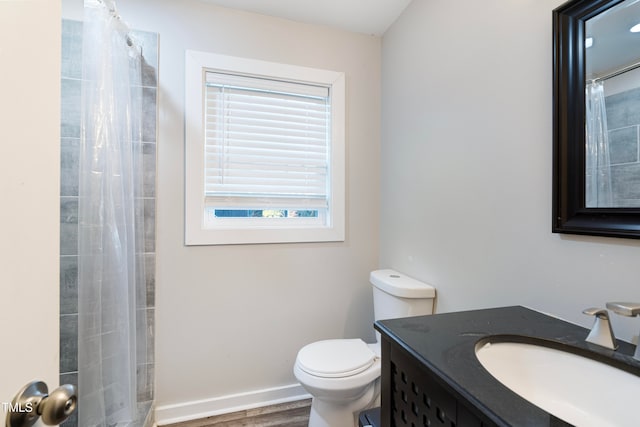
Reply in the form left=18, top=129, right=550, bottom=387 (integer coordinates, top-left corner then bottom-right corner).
left=306, top=379, right=380, bottom=427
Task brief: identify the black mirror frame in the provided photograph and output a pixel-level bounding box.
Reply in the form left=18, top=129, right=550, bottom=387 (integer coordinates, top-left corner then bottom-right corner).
left=553, top=0, right=640, bottom=239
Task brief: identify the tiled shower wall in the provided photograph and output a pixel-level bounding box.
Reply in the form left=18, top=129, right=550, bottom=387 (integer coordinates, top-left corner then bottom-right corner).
left=60, top=19, right=157, bottom=427
left=606, top=87, right=640, bottom=206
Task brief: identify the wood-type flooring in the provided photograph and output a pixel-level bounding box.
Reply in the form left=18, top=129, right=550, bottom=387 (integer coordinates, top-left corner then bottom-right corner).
left=163, top=399, right=311, bottom=427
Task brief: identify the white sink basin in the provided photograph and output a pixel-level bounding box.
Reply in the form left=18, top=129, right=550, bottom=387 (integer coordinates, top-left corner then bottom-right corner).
left=476, top=341, right=640, bottom=427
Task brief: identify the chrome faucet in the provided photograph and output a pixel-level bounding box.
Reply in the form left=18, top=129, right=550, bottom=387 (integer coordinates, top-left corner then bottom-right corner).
left=606, top=302, right=640, bottom=360
left=582, top=307, right=617, bottom=350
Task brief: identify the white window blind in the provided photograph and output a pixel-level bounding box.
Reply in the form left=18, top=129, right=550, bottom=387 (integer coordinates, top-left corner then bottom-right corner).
left=204, top=71, right=331, bottom=210
left=185, top=50, right=345, bottom=245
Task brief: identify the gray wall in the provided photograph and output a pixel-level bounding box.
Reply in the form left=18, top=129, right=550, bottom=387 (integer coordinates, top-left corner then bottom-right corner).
left=107, top=0, right=382, bottom=420
left=62, top=0, right=381, bottom=420
left=59, top=19, right=157, bottom=427
left=381, top=0, right=640, bottom=342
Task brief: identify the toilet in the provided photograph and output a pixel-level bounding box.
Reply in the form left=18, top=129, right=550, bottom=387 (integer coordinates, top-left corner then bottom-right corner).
left=294, top=269, right=436, bottom=427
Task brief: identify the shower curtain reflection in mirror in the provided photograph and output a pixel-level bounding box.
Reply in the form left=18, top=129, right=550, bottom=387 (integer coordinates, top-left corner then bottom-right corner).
left=585, top=80, right=613, bottom=208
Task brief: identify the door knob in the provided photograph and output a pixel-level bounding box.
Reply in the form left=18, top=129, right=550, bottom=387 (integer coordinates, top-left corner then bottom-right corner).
left=5, top=381, right=77, bottom=427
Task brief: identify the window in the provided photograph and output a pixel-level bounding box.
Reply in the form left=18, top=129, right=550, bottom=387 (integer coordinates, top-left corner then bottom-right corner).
left=185, top=51, right=345, bottom=245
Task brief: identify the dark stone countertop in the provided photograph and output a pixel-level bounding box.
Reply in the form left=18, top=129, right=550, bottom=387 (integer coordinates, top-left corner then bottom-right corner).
left=375, top=306, right=640, bottom=427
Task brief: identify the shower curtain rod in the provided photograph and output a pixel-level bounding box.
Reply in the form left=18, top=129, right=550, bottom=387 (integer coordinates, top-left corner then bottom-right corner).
left=92, top=0, right=137, bottom=48
left=94, top=0, right=115, bottom=15
left=92, top=0, right=125, bottom=25
left=592, top=59, right=640, bottom=83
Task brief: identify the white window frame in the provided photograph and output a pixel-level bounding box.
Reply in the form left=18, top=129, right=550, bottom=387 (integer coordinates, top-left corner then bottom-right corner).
left=185, top=50, right=345, bottom=245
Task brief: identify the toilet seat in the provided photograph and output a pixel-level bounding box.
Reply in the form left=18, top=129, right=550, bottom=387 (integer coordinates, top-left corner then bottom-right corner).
left=297, top=339, right=376, bottom=378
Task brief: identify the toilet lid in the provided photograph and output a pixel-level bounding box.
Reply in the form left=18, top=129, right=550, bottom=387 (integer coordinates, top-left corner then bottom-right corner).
left=297, top=339, right=376, bottom=378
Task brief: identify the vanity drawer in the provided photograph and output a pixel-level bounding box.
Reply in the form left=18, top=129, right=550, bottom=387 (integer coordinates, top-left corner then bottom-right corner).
left=381, top=339, right=496, bottom=427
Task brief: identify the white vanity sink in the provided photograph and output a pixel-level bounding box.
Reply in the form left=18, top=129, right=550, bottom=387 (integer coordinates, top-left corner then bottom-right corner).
left=476, top=341, right=640, bottom=427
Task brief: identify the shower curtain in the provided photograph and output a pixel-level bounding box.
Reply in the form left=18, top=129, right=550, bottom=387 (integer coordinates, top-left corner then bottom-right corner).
left=585, top=80, right=613, bottom=207
left=77, top=0, right=147, bottom=425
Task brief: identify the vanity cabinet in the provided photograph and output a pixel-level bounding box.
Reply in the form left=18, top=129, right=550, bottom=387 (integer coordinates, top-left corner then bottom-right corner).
left=365, top=306, right=634, bottom=427
left=378, top=334, right=495, bottom=427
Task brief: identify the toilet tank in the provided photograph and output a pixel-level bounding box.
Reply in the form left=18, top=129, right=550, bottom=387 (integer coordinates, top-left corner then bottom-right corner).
left=370, top=269, right=436, bottom=322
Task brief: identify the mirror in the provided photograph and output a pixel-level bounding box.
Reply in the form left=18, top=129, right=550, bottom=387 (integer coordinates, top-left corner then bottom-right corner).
left=553, top=0, right=640, bottom=238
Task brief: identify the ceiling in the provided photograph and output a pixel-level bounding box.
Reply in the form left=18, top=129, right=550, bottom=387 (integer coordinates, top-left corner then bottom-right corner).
left=586, top=0, right=640, bottom=79
left=198, top=0, right=413, bottom=36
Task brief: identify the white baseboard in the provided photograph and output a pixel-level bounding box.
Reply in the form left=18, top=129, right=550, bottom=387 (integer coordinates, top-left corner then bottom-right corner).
left=155, top=383, right=311, bottom=425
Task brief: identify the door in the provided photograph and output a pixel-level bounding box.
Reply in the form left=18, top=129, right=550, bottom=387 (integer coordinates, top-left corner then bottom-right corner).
left=0, top=0, right=62, bottom=421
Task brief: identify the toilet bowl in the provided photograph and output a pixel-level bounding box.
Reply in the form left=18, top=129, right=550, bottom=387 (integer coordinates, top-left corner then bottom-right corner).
left=294, top=270, right=436, bottom=427
left=294, top=339, right=381, bottom=427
